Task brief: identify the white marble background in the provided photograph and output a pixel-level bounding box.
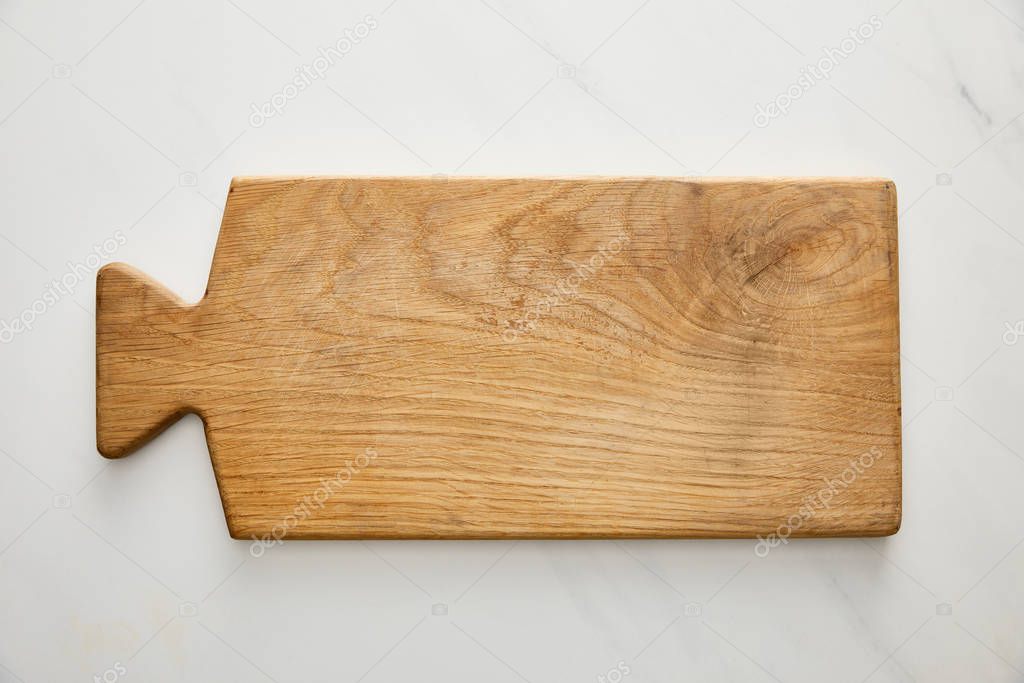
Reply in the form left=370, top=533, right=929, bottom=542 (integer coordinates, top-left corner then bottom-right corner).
left=1, top=0, right=1023, bottom=681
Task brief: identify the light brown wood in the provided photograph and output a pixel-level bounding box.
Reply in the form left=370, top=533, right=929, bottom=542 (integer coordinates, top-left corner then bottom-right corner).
left=96, top=177, right=901, bottom=539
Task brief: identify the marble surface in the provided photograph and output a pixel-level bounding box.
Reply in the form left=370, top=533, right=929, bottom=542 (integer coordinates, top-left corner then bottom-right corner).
left=1, top=0, right=1023, bottom=681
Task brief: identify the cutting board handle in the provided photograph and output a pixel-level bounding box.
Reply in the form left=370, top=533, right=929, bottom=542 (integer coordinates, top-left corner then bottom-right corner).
left=96, top=263, right=199, bottom=458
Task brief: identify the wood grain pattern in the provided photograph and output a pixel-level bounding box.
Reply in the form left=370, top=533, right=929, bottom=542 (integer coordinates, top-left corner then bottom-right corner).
left=96, top=177, right=901, bottom=539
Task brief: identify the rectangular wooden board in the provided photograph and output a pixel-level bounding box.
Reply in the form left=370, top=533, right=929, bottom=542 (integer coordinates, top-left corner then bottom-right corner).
left=96, top=177, right=901, bottom=539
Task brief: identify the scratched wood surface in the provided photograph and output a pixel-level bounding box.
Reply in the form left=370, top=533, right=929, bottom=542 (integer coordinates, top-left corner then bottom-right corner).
left=96, top=177, right=901, bottom=539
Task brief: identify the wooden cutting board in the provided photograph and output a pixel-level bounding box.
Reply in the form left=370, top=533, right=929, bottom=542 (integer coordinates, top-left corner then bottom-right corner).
left=96, top=177, right=901, bottom=540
